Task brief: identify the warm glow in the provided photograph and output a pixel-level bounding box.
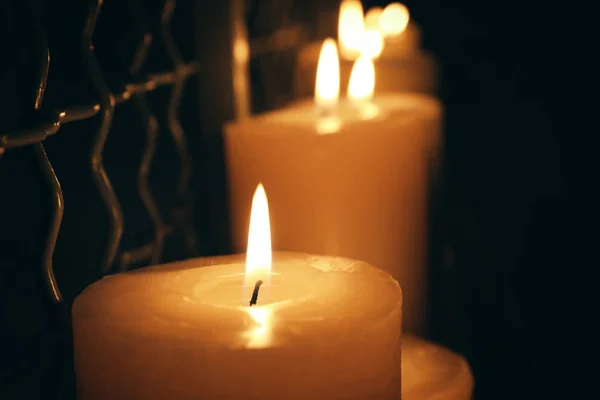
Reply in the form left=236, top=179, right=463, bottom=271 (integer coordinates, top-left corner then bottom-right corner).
left=316, top=116, right=342, bottom=135
left=357, top=29, right=384, bottom=59
left=245, top=306, right=272, bottom=347
left=245, top=184, right=271, bottom=278
left=314, top=38, right=340, bottom=110
left=364, top=7, right=383, bottom=31
left=338, top=0, right=364, bottom=59
left=233, top=38, right=249, bottom=63
left=380, top=3, right=410, bottom=38
left=348, top=57, right=375, bottom=102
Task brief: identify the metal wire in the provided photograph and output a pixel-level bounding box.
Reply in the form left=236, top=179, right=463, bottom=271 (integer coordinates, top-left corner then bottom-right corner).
left=0, top=64, right=198, bottom=150
left=161, top=0, right=198, bottom=257
left=0, top=0, right=201, bottom=305
left=30, top=8, right=65, bottom=307
left=119, top=0, right=167, bottom=270
left=83, top=0, right=124, bottom=274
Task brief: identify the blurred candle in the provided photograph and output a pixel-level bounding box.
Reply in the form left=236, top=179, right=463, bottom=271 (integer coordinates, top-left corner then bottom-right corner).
left=73, top=184, right=403, bottom=399
left=227, top=40, right=442, bottom=335
left=338, top=0, right=365, bottom=60
left=380, top=3, right=411, bottom=39
left=378, top=3, right=419, bottom=57
left=295, top=2, right=437, bottom=97
left=402, top=335, right=474, bottom=400
left=364, top=7, right=384, bottom=31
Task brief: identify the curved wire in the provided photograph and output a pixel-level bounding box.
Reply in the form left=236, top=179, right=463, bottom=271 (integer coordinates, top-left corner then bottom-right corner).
left=161, top=0, right=191, bottom=197
left=161, top=0, right=197, bottom=256
left=35, top=144, right=64, bottom=305
left=82, top=0, right=124, bottom=273
left=29, top=13, right=64, bottom=306
left=115, top=0, right=167, bottom=270
left=134, top=96, right=166, bottom=264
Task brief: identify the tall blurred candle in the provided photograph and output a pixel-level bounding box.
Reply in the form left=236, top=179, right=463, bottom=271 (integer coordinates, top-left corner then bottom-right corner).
left=227, top=40, right=442, bottom=335
left=73, top=184, right=403, bottom=399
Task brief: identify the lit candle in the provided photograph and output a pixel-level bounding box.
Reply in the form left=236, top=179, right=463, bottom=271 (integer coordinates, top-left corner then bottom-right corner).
left=226, top=41, right=442, bottom=335
left=72, top=184, right=403, bottom=399
left=294, top=2, right=437, bottom=97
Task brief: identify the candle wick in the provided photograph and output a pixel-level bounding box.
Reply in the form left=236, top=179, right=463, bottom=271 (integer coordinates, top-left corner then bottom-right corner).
left=249, top=280, right=264, bottom=306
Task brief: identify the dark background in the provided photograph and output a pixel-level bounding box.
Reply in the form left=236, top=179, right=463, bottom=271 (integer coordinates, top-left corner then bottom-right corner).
left=1, top=0, right=579, bottom=399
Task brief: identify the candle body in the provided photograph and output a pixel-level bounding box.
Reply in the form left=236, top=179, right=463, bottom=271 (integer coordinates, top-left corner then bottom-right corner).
left=295, top=24, right=437, bottom=98
left=225, top=94, right=442, bottom=335
left=402, top=335, right=474, bottom=400
left=72, top=252, right=402, bottom=399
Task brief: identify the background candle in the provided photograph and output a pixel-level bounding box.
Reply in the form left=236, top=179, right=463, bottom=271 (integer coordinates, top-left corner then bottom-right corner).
left=337, top=0, right=365, bottom=60
left=402, top=335, right=474, bottom=400
left=294, top=2, right=437, bottom=98
left=226, top=46, right=441, bottom=335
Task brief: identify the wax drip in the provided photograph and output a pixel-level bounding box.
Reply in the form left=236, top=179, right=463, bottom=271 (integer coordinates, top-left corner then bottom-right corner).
left=249, top=280, right=264, bottom=306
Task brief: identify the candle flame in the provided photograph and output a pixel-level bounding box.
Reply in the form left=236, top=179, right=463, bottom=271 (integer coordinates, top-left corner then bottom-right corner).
left=348, top=57, right=378, bottom=119
left=244, top=187, right=273, bottom=345
left=357, top=29, right=384, bottom=59
left=246, top=184, right=271, bottom=278
left=338, top=0, right=364, bottom=59
left=364, top=7, right=384, bottom=31
left=348, top=57, right=375, bottom=102
left=314, top=38, right=340, bottom=110
left=380, top=3, right=410, bottom=38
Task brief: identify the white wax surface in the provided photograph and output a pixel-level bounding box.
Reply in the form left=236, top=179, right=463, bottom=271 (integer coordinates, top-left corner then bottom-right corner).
left=226, top=93, right=441, bottom=336
left=72, top=252, right=403, bottom=400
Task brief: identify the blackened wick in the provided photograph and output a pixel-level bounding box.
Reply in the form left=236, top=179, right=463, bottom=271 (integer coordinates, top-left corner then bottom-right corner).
left=249, top=280, right=264, bottom=306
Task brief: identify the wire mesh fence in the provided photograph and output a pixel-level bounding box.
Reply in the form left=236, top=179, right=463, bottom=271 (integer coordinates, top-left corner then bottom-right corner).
left=1, top=0, right=316, bottom=397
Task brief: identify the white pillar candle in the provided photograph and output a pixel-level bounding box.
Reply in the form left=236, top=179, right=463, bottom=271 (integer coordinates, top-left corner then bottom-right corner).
left=402, top=335, right=474, bottom=400
left=72, top=185, right=403, bottom=400
left=227, top=42, right=442, bottom=335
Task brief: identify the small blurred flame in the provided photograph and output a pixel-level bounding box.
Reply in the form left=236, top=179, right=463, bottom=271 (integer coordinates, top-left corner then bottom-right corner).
left=246, top=184, right=271, bottom=279
left=338, top=0, right=364, bottom=59
left=357, top=29, right=384, bottom=59
left=348, top=57, right=378, bottom=119
left=314, top=38, right=340, bottom=110
left=233, top=38, right=249, bottom=63
left=380, top=3, right=410, bottom=38
left=348, top=57, right=375, bottom=102
left=364, top=7, right=384, bottom=31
